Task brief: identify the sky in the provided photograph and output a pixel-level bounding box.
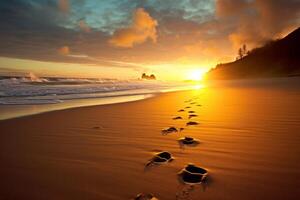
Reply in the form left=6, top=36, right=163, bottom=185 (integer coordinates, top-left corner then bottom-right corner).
left=0, top=0, right=299, bottom=80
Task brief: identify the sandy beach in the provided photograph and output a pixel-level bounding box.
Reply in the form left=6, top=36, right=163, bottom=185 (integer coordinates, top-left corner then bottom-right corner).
left=1, top=81, right=300, bottom=200
left=1, top=1, right=299, bottom=199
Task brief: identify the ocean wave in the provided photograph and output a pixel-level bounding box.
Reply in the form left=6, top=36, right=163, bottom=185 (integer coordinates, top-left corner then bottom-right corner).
left=0, top=74, right=191, bottom=105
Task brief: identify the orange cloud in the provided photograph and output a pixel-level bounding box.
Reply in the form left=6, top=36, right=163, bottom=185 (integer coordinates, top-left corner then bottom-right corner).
left=78, top=20, right=91, bottom=33
left=109, top=8, right=158, bottom=48
left=216, top=0, right=300, bottom=49
left=58, top=46, right=70, bottom=55
left=182, top=38, right=234, bottom=66
left=58, top=0, right=69, bottom=13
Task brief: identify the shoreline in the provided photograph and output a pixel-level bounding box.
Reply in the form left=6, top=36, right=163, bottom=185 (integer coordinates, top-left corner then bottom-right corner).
left=0, top=84, right=203, bottom=121
left=3, top=76, right=298, bottom=121
left=0, top=93, right=156, bottom=121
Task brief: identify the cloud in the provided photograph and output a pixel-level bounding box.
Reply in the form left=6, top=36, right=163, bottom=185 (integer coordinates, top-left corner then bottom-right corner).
left=216, top=0, right=249, bottom=17
left=78, top=20, right=91, bottom=33
left=216, top=0, right=300, bottom=49
left=58, top=46, right=70, bottom=55
left=109, top=8, right=158, bottom=48
left=0, top=0, right=299, bottom=71
left=58, top=0, right=69, bottom=13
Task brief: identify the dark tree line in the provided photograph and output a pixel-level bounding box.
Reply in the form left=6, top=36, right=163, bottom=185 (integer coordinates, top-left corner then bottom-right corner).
left=236, top=44, right=249, bottom=60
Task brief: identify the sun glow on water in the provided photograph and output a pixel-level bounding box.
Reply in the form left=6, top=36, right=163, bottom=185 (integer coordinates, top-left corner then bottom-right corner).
left=193, top=84, right=204, bottom=90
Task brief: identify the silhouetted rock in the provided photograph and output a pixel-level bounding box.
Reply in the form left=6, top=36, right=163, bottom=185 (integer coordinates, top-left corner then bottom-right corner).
left=207, top=27, right=300, bottom=79
left=141, top=73, right=156, bottom=80
left=149, top=74, right=156, bottom=79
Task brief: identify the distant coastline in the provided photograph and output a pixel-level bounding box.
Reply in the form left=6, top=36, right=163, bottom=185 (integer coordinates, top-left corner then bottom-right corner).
left=206, top=27, right=300, bottom=80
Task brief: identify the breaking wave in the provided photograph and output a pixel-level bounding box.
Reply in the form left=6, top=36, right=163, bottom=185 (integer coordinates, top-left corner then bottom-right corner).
left=0, top=73, right=192, bottom=105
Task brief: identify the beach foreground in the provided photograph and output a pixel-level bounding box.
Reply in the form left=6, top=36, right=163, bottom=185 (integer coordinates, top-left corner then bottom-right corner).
left=1, top=81, right=300, bottom=200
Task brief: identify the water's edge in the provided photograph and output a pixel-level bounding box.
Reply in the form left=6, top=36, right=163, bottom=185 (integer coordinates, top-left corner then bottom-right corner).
left=0, top=93, right=156, bottom=121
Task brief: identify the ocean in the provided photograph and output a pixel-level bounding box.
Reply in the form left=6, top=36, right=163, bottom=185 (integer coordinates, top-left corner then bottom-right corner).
left=0, top=74, right=198, bottom=120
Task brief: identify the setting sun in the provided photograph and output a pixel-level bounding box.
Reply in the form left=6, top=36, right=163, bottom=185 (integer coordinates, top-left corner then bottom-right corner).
left=186, top=69, right=207, bottom=81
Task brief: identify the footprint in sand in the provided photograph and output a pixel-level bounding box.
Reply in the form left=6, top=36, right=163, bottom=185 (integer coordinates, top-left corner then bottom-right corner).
left=186, top=121, right=199, bottom=126
left=196, top=104, right=202, bottom=107
left=173, top=116, right=183, bottom=120
left=185, top=106, right=191, bottom=109
left=188, top=114, right=198, bottom=119
left=178, top=109, right=185, bottom=112
left=161, top=127, right=178, bottom=134
left=133, top=193, right=159, bottom=200
left=146, top=151, right=173, bottom=166
left=175, top=185, right=194, bottom=200
left=178, top=136, right=200, bottom=146
left=92, top=126, right=103, bottom=129
left=188, top=111, right=195, bottom=114
left=178, top=164, right=208, bottom=185
left=184, top=99, right=192, bottom=103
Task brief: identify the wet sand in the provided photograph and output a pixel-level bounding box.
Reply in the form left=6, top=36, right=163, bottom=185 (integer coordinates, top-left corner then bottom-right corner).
left=1, top=82, right=300, bottom=200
